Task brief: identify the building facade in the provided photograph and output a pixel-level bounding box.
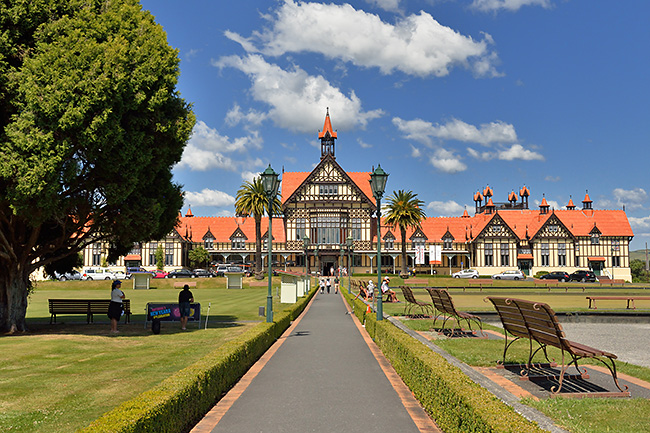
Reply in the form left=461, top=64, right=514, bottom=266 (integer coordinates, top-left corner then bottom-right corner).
left=82, top=113, right=634, bottom=281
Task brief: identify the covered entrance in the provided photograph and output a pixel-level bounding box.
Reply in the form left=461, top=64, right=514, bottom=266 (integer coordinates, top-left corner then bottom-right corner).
left=588, top=257, right=605, bottom=276
left=517, top=253, right=533, bottom=276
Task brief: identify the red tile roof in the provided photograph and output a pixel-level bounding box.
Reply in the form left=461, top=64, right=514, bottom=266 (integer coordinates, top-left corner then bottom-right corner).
left=318, top=111, right=337, bottom=139
left=177, top=216, right=286, bottom=243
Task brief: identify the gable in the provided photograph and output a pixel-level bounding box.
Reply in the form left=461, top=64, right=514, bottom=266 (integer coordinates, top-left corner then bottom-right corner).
left=229, top=227, right=248, bottom=241
left=475, top=214, right=517, bottom=240
left=532, top=214, right=575, bottom=240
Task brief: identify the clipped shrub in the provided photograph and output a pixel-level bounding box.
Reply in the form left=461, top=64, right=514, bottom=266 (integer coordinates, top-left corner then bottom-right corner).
left=80, top=287, right=316, bottom=433
left=534, top=271, right=549, bottom=278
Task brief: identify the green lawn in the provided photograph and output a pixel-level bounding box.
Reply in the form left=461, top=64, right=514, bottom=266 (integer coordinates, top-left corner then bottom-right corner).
left=1, top=277, right=292, bottom=433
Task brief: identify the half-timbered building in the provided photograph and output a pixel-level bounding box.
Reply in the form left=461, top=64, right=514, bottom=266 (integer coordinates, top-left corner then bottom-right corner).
left=81, top=112, right=634, bottom=281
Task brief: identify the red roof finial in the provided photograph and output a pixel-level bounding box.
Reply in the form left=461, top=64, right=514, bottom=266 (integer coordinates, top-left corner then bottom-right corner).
left=318, top=108, right=337, bottom=139
left=185, top=206, right=193, bottom=217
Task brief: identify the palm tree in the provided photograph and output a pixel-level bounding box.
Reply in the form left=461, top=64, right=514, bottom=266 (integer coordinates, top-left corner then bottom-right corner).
left=383, top=190, right=426, bottom=278
left=235, top=177, right=282, bottom=279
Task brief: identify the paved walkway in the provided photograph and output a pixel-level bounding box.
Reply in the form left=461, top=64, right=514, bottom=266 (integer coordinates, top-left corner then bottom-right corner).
left=192, top=290, right=439, bottom=433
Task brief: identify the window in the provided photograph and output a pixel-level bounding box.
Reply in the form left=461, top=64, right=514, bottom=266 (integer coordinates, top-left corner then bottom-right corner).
left=412, top=236, right=425, bottom=250
left=612, top=256, right=621, bottom=267
left=591, top=233, right=600, bottom=245
left=443, top=237, right=453, bottom=250
left=149, top=242, right=157, bottom=266
left=350, top=218, right=362, bottom=241
left=385, top=238, right=394, bottom=249
left=165, top=242, right=174, bottom=266
left=484, top=244, right=493, bottom=266
left=612, top=240, right=620, bottom=251
left=92, top=243, right=102, bottom=266
left=204, top=237, right=214, bottom=249
left=500, top=243, right=509, bottom=266
left=558, top=243, right=566, bottom=266
left=548, top=224, right=559, bottom=233
left=491, top=224, right=501, bottom=233
left=541, top=243, right=550, bottom=266
left=296, top=218, right=306, bottom=240
left=319, top=184, right=338, bottom=195
left=313, top=214, right=346, bottom=245
left=130, top=243, right=141, bottom=256
left=231, top=237, right=245, bottom=249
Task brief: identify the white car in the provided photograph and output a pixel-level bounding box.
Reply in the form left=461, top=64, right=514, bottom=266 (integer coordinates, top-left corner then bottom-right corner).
left=452, top=269, right=479, bottom=279
left=491, top=270, right=526, bottom=280
left=82, top=267, right=119, bottom=280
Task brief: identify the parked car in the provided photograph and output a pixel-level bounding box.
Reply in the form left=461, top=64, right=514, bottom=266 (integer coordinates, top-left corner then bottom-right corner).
left=53, top=270, right=82, bottom=281
left=214, top=264, right=229, bottom=277
left=166, top=269, right=196, bottom=278
left=193, top=269, right=213, bottom=278
left=491, top=270, right=526, bottom=280
left=126, top=266, right=147, bottom=274
left=113, top=271, right=128, bottom=280
left=569, top=270, right=598, bottom=282
left=540, top=271, right=571, bottom=282
left=82, top=267, right=119, bottom=280
left=151, top=270, right=169, bottom=279
left=452, top=269, right=479, bottom=279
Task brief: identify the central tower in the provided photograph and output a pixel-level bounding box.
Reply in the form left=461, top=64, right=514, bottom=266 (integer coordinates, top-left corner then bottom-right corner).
left=319, top=108, right=337, bottom=159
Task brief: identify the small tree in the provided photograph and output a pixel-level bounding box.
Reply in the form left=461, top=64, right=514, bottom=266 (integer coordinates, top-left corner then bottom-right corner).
left=188, top=246, right=209, bottom=269
left=155, top=244, right=165, bottom=270
left=383, top=190, right=426, bottom=278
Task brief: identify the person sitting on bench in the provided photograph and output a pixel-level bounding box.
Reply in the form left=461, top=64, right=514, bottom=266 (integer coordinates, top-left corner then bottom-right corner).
left=381, top=277, right=398, bottom=302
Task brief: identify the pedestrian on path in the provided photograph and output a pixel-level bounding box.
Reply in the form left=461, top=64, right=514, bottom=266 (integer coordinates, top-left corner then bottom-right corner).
left=319, top=277, right=325, bottom=294
left=326, top=277, right=331, bottom=294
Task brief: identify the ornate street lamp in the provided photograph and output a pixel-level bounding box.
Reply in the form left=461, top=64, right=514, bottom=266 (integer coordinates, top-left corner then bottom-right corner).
left=370, top=164, right=389, bottom=321
left=303, top=235, right=310, bottom=277
left=346, top=234, right=353, bottom=294
left=261, top=164, right=280, bottom=323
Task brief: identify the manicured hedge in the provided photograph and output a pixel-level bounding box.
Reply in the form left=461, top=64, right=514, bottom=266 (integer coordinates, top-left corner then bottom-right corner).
left=342, top=290, right=546, bottom=433
left=80, top=287, right=316, bottom=433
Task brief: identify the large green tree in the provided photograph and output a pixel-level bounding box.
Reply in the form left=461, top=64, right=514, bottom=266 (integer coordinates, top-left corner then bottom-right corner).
left=234, top=177, right=282, bottom=279
left=188, top=246, right=209, bottom=269
left=0, top=0, right=195, bottom=332
left=383, top=190, right=426, bottom=277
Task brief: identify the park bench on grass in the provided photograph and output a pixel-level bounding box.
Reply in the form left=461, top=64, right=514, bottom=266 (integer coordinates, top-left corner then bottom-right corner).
left=586, top=296, right=650, bottom=310
left=426, top=288, right=483, bottom=335
left=353, top=280, right=371, bottom=301
left=467, top=278, right=492, bottom=290
left=173, top=281, right=197, bottom=289
left=49, top=299, right=131, bottom=324
left=486, top=296, right=629, bottom=397
left=399, top=286, right=433, bottom=317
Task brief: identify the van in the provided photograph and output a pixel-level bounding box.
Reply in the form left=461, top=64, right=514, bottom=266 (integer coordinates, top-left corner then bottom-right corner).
left=82, top=267, right=118, bottom=281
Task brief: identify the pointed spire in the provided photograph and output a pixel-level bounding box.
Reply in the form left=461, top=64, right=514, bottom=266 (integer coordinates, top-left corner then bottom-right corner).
left=185, top=206, right=193, bottom=217
left=462, top=208, right=470, bottom=218
left=319, top=108, right=337, bottom=158
left=540, top=195, right=550, bottom=214
left=508, top=190, right=518, bottom=202
left=583, top=189, right=593, bottom=210
left=483, top=185, right=493, bottom=198
left=318, top=107, right=337, bottom=139
left=567, top=195, right=576, bottom=210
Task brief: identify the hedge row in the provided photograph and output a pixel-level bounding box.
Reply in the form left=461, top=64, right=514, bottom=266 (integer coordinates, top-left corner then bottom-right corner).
left=342, top=291, right=546, bottom=433
left=80, top=287, right=316, bottom=433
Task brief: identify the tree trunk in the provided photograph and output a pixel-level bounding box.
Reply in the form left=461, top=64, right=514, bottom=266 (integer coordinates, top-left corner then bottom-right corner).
left=400, top=226, right=409, bottom=278
left=0, top=260, right=31, bottom=333
left=254, top=216, right=264, bottom=280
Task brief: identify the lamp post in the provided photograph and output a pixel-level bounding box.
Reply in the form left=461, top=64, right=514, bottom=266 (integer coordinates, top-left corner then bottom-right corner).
left=303, top=235, right=310, bottom=280
left=346, top=234, right=353, bottom=294
left=261, top=164, right=280, bottom=323
left=370, top=164, right=389, bottom=321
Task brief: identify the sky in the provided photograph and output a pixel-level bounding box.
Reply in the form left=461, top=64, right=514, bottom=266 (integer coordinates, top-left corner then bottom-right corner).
left=139, top=0, right=650, bottom=251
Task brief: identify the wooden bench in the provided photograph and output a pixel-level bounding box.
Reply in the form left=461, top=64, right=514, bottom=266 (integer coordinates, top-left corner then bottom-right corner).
left=399, top=286, right=433, bottom=317
left=426, top=288, right=483, bottom=334
left=586, top=296, right=650, bottom=310
left=49, top=299, right=131, bottom=324
left=466, top=278, right=492, bottom=291
left=353, top=280, right=372, bottom=301
left=486, top=296, right=629, bottom=396
left=599, top=279, right=626, bottom=287
left=173, top=282, right=197, bottom=289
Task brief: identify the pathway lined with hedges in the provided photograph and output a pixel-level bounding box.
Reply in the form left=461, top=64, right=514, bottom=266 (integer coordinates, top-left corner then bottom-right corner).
left=192, top=289, right=439, bottom=433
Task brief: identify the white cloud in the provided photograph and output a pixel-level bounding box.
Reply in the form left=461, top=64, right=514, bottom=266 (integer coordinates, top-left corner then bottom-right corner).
left=533, top=198, right=561, bottom=210
left=471, top=0, right=552, bottom=12
left=613, top=188, right=647, bottom=210
left=365, top=0, right=401, bottom=12
left=430, top=148, right=467, bottom=173
left=393, top=117, right=517, bottom=146
left=545, top=175, right=561, bottom=182
left=410, top=145, right=421, bottom=158
left=225, top=103, right=267, bottom=128
left=427, top=200, right=466, bottom=216
left=467, top=147, right=494, bottom=160
left=358, top=138, right=372, bottom=149
left=214, top=54, right=383, bottom=133
left=184, top=188, right=235, bottom=207
left=498, top=144, right=544, bottom=161
left=629, top=216, right=650, bottom=230
left=176, top=120, right=262, bottom=171
left=227, top=1, right=500, bottom=78
left=241, top=171, right=260, bottom=183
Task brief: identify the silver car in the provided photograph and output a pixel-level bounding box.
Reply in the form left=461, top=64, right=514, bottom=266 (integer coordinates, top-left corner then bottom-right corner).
left=452, top=269, right=479, bottom=279
left=491, top=270, right=526, bottom=280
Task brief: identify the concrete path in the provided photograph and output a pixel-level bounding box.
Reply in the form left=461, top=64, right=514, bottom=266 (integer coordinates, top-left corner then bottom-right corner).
left=192, top=290, right=439, bottom=433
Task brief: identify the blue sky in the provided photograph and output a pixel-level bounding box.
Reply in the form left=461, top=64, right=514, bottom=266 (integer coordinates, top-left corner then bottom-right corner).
left=139, top=0, right=650, bottom=251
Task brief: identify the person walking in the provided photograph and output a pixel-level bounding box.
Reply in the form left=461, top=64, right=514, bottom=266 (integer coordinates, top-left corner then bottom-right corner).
left=178, top=284, right=194, bottom=330
left=326, top=277, right=331, bottom=294
left=334, top=276, right=339, bottom=294
left=319, top=277, right=325, bottom=294
left=108, top=280, right=125, bottom=334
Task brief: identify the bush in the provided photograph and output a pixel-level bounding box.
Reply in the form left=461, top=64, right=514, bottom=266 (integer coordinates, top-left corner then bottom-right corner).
left=80, top=287, right=316, bottom=433
left=534, top=271, right=549, bottom=279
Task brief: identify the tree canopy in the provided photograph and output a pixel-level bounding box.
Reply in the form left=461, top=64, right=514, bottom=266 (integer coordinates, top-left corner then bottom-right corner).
left=383, top=190, right=426, bottom=276
left=0, top=0, right=195, bottom=332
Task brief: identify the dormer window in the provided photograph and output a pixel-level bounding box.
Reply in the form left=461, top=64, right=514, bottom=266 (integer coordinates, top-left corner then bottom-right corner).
left=204, top=237, right=214, bottom=249
left=591, top=233, right=600, bottom=245
left=443, top=237, right=453, bottom=250
left=385, top=238, right=394, bottom=249
left=412, top=236, right=425, bottom=249
left=231, top=237, right=245, bottom=249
